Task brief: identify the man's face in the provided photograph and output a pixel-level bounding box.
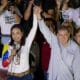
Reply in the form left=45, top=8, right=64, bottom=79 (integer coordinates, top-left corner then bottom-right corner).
left=57, top=29, right=70, bottom=46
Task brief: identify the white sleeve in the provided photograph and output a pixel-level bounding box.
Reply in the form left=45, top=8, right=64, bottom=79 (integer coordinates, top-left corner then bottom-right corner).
left=38, top=19, right=57, bottom=46
left=24, top=14, right=38, bottom=51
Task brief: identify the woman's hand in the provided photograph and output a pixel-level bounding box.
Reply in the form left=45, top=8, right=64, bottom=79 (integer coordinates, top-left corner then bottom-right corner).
left=8, top=49, right=17, bottom=62
left=33, top=6, right=42, bottom=20
left=11, top=49, right=17, bottom=56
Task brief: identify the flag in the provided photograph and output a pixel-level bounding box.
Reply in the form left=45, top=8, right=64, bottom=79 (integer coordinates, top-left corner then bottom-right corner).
left=2, top=44, right=10, bottom=67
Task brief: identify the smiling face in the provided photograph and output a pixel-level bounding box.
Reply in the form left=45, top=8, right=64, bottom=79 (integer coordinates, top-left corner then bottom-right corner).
left=11, top=27, right=23, bottom=44
left=57, top=29, right=70, bottom=46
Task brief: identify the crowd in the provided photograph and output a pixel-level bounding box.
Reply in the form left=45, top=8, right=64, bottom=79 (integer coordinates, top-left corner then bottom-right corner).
left=0, top=0, right=80, bottom=80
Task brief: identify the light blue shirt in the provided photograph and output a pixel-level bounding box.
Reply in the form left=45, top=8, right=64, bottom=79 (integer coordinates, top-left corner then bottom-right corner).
left=38, top=20, right=80, bottom=80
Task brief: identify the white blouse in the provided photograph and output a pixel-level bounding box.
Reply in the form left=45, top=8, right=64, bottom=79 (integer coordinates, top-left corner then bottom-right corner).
left=8, top=14, right=38, bottom=73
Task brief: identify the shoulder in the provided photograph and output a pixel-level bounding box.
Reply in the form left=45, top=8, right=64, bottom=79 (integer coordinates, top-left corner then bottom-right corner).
left=70, top=40, right=79, bottom=49
left=68, top=40, right=80, bottom=55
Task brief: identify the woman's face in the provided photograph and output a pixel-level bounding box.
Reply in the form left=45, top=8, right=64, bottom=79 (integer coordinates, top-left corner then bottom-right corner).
left=57, top=29, right=70, bottom=46
left=11, top=28, right=23, bottom=43
left=75, top=32, right=80, bottom=45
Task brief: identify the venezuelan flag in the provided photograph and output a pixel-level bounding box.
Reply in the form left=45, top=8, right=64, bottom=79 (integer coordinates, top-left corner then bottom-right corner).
left=2, top=44, right=10, bottom=67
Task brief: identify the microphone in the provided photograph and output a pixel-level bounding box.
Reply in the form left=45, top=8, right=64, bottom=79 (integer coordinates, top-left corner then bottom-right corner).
left=13, top=42, right=20, bottom=52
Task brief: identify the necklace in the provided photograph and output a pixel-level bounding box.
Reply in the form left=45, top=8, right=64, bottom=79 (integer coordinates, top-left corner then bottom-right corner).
left=14, top=50, right=21, bottom=65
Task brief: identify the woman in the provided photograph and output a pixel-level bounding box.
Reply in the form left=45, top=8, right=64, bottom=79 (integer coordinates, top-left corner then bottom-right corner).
left=2, top=12, right=38, bottom=80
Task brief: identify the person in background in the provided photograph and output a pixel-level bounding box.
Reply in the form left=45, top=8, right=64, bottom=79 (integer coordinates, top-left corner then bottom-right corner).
left=2, top=8, right=38, bottom=80
left=70, top=0, right=80, bottom=28
left=74, top=28, right=80, bottom=46
left=61, top=0, right=73, bottom=22
left=0, top=0, right=21, bottom=45
left=8, top=2, right=23, bottom=18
